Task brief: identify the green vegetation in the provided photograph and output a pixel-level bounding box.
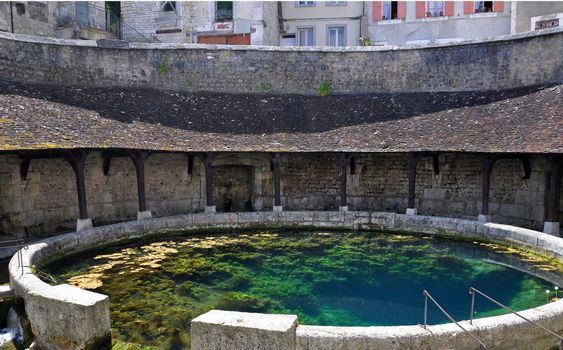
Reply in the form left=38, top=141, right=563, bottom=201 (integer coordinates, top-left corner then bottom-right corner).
left=45, top=68, right=57, bottom=81
left=45, top=231, right=556, bottom=350
left=319, top=80, right=332, bottom=96
left=259, top=82, right=271, bottom=93
left=157, top=60, right=171, bottom=74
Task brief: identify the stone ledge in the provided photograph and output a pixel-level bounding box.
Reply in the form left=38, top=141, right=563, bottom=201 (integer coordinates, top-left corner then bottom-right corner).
left=1, top=27, right=561, bottom=52
left=8, top=211, right=563, bottom=349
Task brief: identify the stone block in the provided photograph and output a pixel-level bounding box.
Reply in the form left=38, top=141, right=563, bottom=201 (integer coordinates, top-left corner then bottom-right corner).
left=273, top=205, right=283, bottom=212
left=136, top=210, right=152, bottom=220
left=26, top=284, right=111, bottom=350
left=191, top=310, right=297, bottom=350
left=478, top=214, right=491, bottom=223
left=405, top=208, right=417, bottom=216
left=205, top=206, right=216, bottom=213
left=76, top=218, right=93, bottom=232
left=544, top=222, right=560, bottom=236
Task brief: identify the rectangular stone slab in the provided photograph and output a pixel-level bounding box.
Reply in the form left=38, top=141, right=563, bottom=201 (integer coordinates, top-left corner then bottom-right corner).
left=191, top=310, right=298, bottom=350
left=26, top=284, right=111, bottom=350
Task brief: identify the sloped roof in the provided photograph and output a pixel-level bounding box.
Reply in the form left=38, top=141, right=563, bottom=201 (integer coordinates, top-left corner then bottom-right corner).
left=0, top=80, right=561, bottom=154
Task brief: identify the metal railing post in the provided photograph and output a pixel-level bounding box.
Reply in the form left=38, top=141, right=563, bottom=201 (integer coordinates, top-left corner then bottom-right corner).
left=469, top=287, right=476, bottom=325
left=423, top=291, right=428, bottom=329
left=422, top=289, right=487, bottom=349
left=469, top=287, right=563, bottom=346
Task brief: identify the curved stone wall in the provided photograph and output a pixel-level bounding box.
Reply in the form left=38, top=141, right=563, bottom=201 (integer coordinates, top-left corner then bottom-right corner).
left=0, top=28, right=562, bottom=94
left=9, top=211, right=563, bottom=349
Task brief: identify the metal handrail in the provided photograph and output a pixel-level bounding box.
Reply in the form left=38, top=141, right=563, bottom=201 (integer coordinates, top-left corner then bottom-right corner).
left=469, top=287, right=563, bottom=350
left=422, top=290, right=486, bottom=350
left=0, top=238, right=28, bottom=276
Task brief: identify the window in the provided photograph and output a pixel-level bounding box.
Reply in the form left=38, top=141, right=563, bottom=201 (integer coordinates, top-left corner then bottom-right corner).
left=297, top=27, right=314, bottom=46
left=327, top=26, right=345, bottom=46
left=296, top=1, right=315, bottom=7
left=383, top=1, right=398, bottom=20
left=475, top=1, right=493, bottom=13
left=426, top=1, right=444, bottom=17
left=216, top=1, right=233, bottom=22
left=160, top=1, right=176, bottom=12
left=326, top=1, right=347, bottom=6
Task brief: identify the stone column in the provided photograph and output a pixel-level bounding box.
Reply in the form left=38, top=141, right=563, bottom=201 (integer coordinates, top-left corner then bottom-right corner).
left=203, top=152, right=216, bottom=213
left=339, top=153, right=349, bottom=212
left=544, top=156, right=562, bottom=235
left=130, top=151, right=151, bottom=220
left=64, top=151, right=92, bottom=231
left=479, top=155, right=497, bottom=223
left=272, top=153, right=283, bottom=212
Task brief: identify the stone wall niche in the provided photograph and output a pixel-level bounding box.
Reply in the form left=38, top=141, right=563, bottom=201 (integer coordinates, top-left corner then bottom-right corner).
left=213, top=165, right=254, bottom=212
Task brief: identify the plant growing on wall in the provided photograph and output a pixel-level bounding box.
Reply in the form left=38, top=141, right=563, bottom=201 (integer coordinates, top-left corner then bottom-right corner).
left=45, top=68, right=57, bottom=81
left=319, top=80, right=332, bottom=96
left=259, top=82, right=271, bottom=93
left=157, top=60, right=171, bottom=74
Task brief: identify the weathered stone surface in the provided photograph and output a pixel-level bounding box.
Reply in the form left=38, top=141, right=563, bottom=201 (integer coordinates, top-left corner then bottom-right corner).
left=7, top=211, right=563, bottom=350
left=191, top=310, right=297, bottom=350
left=26, top=284, right=110, bottom=350
left=76, top=218, right=93, bottom=232
left=0, top=29, right=561, bottom=94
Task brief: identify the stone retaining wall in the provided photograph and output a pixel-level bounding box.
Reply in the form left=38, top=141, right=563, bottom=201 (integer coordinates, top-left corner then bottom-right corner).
left=8, top=211, right=563, bottom=349
left=0, top=28, right=561, bottom=94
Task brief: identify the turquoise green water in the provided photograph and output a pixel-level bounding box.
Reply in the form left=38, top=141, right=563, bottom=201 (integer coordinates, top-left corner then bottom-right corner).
left=44, top=231, right=556, bottom=349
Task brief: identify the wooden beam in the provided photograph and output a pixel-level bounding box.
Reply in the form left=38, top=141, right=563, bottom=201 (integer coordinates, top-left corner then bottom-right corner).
left=407, top=153, right=421, bottom=209
left=272, top=153, right=281, bottom=207
left=129, top=151, right=149, bottom=212
left=480, top=155, right=497, bottom=216
left=340, top=153, right=348, bottom=208
left=64, top=151, right=89, bottom=220
left=203, top=152, right=215, bottom=207
left=546, top=156, right=562, bottom=223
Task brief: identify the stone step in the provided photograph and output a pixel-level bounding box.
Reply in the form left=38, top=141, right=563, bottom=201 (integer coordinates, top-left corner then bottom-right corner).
left=0, top=285, right=14, bottom=298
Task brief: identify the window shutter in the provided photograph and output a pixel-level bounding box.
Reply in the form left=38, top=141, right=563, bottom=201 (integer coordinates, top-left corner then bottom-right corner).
left=397, top=1, right=407, bottom=19
left=494, top=1, right=504, bottom=12
left=464, top=1, right=475, bottom=14
left=373, top=1, right=383, bottom=21
left=444, top=1, right=455, bottom=16
left=415, top=1, right=426, bottom=18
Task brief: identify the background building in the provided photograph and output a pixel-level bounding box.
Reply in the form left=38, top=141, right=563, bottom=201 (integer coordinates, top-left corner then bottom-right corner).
left=121, top=1, right=280, bottom=45
left=280, top=1, right=365, bottom=46
left=0, top=1, right=562, bottom=46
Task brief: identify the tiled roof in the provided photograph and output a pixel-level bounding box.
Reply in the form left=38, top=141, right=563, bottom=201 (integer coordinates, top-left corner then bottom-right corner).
left=0, top=80, right=561, bottom=154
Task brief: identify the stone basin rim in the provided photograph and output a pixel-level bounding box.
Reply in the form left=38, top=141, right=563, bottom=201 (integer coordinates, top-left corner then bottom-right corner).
left=7, top=211, right=563, bottom=348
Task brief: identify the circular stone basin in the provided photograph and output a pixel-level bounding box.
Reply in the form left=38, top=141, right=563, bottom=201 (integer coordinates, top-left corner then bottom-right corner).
left=44, top=230, right=557, bottom=348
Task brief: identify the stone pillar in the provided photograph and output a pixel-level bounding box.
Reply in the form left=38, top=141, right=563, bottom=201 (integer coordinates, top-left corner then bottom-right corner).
left=544, top=156, right=562, bottom=235
left=130, top=151, right=151, bottom=220
left=65, top=151, right=93, bottom=231
left=406, top=153, right=419, bottom=215
left=479, top=155, right=497, bottom=223
left=191, top=310, right=297, bottom=350
left=203, top=152, right=216, bottom=213
left=272, top=153, right=283, bottom=212
left=339, top=153, right=348, bottom=212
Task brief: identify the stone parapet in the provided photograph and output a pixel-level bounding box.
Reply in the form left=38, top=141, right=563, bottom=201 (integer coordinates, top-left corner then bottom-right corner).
left=0, top=28, right=561, bottom=94
left=8, top=211, right=563, bottom=349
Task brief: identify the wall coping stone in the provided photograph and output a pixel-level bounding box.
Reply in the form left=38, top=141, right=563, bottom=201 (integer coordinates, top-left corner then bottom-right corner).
left=0, top=27, right=561, bottom=52
left=8, top=211, right=563, bottom=349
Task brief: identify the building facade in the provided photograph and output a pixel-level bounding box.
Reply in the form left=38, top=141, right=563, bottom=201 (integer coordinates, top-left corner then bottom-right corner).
left=1, top=1, right=562, bottom=46
left=280, top=1, right=365, bottom=46
left=366, top=0, right=563, bottom=46
left=120, top=1, right=280, bottom=45
left=0, top=1, right=118, bottom=40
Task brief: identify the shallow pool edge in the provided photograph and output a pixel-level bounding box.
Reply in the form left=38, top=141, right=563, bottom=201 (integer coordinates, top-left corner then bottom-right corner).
left=8, top=211, right=563, bottom=350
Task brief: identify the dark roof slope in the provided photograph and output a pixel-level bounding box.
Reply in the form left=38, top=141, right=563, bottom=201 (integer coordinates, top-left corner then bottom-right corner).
left=0, top=80, right=561, bottom=154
